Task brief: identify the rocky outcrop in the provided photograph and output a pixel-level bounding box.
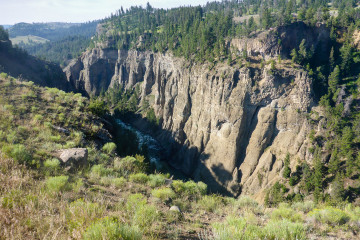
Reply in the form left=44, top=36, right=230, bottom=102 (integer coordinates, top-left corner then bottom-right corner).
left=64, top=23, right=330, bottom=199
left=58, top=148, right=88, bottom=167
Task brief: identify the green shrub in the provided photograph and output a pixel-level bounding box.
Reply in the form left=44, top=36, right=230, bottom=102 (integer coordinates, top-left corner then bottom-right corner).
left=233, top=196, right=264, bottom=215
left=308, top=207, right=350, bottom=226
left=344, top=204, right=360, bottom=225
left=100, top=176, right=113, bottom=186
left=129, top=173, right=149, bottom=184
left=271, top=206, right=303, bottom=222
left=151, top=187, right=176, bottom=201
left=43, top=158, right=60, bottom=175
left=212, top=216, right=307, bottom=240
left=50, top=135, right=61, bottom=142
left=89, top=164, right=113, bottom=179
left=72, top=178, right=84, bottom=193
left=235, top=195, right=259, bottom=209
left=125, top=193, right=159, bottom=233
left=5, top=144, right=32, bottom=165
left=198, top=195, right=224, bottom=213
left=0, top=72, right=8, bottom=79
left=212, top=216, right=262, bottom=239
left=45, top=175, right=70, bottom=193
left=33, top=114, right=43, bottom=122
left=263, top=220, right=307, bottom=240
left=88, top=99, right=107, bottom=116
left=126, top=194, right=147, bottom=214
left=66, top=199, right=105, bottom=233
left=114, top=156, right=147, bottom=175
left=111, top=177, right=127, bottom=188
left=148, top=174, right=167, bottom=188
left=291, top=201, right=315, bottom=213
left=171, top=180, right=207, bottom=199
left=83, top=216, right=142, bottom=240
left=132, top=204, right=159, bottom=233
left=102, top=142, right=117, bottom=155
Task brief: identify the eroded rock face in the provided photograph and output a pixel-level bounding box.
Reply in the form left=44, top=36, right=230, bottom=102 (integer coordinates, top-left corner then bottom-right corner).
left=64, top=23, right=329, bottom=199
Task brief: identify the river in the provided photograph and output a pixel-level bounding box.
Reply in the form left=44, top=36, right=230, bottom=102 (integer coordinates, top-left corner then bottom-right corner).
left=115, top=118, right=165, bottom=170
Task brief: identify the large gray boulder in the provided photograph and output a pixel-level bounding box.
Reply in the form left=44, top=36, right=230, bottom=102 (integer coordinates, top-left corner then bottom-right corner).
left=59, top=148, right=88, bottom=167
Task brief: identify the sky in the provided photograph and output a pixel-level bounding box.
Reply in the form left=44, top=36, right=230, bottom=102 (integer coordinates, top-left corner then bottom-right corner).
left=0, top=0, right=213, bottom=25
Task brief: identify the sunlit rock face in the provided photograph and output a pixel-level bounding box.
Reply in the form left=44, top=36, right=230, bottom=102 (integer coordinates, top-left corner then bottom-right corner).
left=65, top=22, right=330, bottom=199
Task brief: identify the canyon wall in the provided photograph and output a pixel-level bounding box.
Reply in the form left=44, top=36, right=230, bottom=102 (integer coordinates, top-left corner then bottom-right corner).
left=64, top=22, right=329, bottom=199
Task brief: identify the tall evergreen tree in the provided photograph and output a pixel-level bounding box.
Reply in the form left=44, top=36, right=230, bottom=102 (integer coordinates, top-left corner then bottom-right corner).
left=313, top=148, right=324, bottom=203
left=328, top=65, right=340, bottom=94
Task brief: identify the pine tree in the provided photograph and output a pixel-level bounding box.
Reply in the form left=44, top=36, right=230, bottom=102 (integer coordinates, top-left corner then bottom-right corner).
left=261, top=8, right=272, bottom=29
left=328, top=148, right=340, bottom=175
left=328, top=65, right=340, bottom=94
left=329, top=47, right=335, bottom=71
left=283, top=153, right=291, bottom=178
left=341, top=126, right=353, bottom=154
left=340, top=43, right=352, bottom=73
left=298, top=39, right=307, bottom=63
left=290, top=48, right=298, bottom=63
left=313, top=148, right=323, bottom=203
left=331, top=172, right=344, bottom=202
left=330, top=26, right=337, bottom=40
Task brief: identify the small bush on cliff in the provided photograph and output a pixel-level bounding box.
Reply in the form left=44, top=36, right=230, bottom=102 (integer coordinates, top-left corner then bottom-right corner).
left=0, top=72, right=8, bottom=79
left=102, top=142, right=117, bottom=155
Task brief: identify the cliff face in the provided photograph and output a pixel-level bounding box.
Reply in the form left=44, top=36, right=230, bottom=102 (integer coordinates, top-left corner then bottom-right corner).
left=64, top=23, right=329, bottom=199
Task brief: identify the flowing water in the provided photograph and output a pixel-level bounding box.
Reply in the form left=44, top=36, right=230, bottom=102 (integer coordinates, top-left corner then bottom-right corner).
left=115, top=119, right=165, bottom=170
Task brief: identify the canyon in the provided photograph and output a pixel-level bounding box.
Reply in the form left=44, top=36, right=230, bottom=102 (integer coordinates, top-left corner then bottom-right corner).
left=64, top=22, right=330, bottom=199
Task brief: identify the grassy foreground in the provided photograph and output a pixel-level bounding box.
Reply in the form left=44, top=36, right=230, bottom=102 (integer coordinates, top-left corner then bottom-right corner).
left=0, top=74, right=359, bottom=239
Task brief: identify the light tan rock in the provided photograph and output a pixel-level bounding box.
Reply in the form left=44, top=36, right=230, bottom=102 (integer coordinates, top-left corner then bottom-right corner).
left=59, top=148, right=88, bottom=166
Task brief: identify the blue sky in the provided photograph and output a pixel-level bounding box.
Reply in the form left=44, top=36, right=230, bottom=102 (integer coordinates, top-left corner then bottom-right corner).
left=0, top=0, right=213, bottom=25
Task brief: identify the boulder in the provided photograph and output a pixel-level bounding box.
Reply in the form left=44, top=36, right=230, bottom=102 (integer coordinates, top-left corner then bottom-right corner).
left=169, top=206, right=181, bottom=213
left=59, top=148, right=88, bottom=167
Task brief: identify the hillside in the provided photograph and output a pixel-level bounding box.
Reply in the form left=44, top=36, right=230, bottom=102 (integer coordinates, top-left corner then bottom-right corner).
left=1, top=25, right=12, bottom=30
left=1, top=73, right=360, bottom=239
left=0, top=26, right=71, bottom=90
left=10, top=35, right=49, bottom=46
left=8, top=22, right=92, bottom=41
left=8, top=21, right=98, bottom=66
